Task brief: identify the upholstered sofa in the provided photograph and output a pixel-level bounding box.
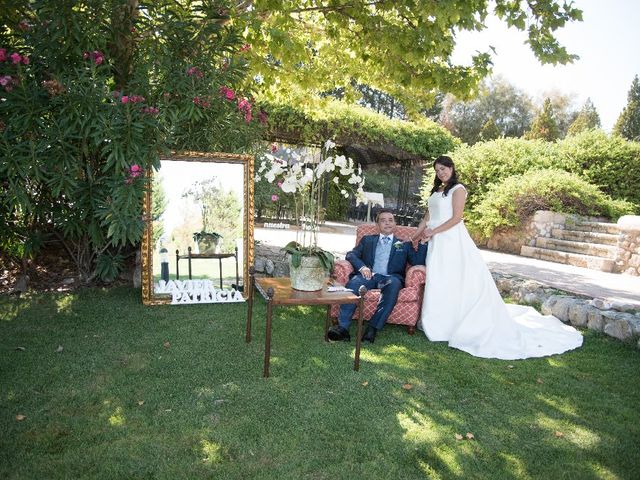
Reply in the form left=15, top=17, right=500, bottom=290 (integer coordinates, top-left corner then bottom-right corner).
left=330, top=224, right=427, bottom=334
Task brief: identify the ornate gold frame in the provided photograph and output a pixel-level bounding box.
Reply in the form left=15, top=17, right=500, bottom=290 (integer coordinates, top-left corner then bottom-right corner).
left=141, top=151, right=254, bottom=305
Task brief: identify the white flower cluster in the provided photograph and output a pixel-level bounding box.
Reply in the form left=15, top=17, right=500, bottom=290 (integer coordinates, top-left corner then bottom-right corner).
left=255, top=139, right=367, bottom=202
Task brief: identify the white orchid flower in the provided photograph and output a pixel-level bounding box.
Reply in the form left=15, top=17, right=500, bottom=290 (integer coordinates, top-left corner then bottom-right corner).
left=324, top=139, right=336, bottom=151
left=334, top=155, right=347, bottom=168
left=333, top=177, right=340, bottom=185
left=281, top=177, right=298, bottom=193
left=348, top=174, right=361, bottom=184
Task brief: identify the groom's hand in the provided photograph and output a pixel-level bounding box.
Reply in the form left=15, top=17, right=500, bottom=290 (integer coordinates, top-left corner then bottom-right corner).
left=359, top=266, right=372, bottom=280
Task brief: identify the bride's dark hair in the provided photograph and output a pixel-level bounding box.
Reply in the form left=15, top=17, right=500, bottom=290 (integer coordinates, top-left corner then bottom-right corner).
left=430, top=155, right=460, bottom=197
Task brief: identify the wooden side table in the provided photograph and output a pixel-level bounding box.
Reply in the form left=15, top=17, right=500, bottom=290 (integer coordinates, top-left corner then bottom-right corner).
left=175, top=246, right=239, bottom=289
left=245, top=268, right=367, bottom=378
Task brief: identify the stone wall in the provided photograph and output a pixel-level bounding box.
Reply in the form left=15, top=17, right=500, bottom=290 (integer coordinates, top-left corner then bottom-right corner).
left=614, top=215, right=640, bottom=275
left=484, top=210, right=571, bottom=254
left=492, top=272, right=640, bottom=349
left=479, top=211, right=640, bottom=276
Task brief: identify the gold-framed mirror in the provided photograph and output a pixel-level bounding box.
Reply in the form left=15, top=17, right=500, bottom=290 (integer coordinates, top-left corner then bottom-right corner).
left=141, top=152, right=254, bottom=305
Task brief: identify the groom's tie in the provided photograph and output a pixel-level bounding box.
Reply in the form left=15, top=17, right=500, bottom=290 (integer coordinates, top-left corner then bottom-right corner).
left=373, top=235, right=392, bottom=275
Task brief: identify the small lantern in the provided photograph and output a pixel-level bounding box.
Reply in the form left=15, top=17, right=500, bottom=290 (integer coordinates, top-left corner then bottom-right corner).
left=160, top=247, right=169, bottom=282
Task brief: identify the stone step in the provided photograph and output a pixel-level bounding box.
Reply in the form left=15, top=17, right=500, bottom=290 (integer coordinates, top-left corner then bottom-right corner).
left=520, top=246, right=615, bottom=272
left=551, top=228, right=619, bottom=246
left=570, top=220, right=620, bottom=235
left=535, top=237, right=617, bottom=258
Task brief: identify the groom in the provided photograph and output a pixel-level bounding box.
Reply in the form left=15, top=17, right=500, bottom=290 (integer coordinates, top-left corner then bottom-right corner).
left=328, top=210, right=427, bottom=343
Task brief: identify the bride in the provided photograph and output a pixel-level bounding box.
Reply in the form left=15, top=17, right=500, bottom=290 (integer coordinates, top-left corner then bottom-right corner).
left=411, top=156, right=582, bottom=359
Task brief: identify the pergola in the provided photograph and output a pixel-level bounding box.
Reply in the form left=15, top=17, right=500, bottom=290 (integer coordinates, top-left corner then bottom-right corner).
left=264, top=127, right=426, bottom=209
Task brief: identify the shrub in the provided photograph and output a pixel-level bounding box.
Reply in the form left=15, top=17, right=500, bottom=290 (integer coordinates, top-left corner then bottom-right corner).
left=469, top=169, right=637, bottom=239
left=420, top=137, right=560, bottom=210
left=420, top=133, right=640, bottom=214
left=557, top=129, right=640, bottom=205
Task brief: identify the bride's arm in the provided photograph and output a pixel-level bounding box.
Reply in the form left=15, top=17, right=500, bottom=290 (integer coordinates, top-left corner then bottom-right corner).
left=423, top=188, right=466, bottom=237
left=410, top=211, right=429, bottom=242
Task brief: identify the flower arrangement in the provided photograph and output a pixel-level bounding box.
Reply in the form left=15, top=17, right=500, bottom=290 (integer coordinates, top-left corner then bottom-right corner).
left=255, top=140, right=366, bottom=271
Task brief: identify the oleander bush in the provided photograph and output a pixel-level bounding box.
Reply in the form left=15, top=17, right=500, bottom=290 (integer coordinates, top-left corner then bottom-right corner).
left=469, top=169, right=636, bottom=239
left=0, top=1, right=263, bottom=282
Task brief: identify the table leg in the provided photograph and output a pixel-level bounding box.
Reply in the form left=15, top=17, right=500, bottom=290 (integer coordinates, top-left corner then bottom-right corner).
left=245, top=267, right=255, bottom=343
left=218, top=257, right=223, bottom=289
left=324, top=305, right=331, bottom=342
left=354, top=286, right=367, bottom=371
left=175, top=250, right=180, bottom=280
left=235, top=246, right=239, bottom=290
left=263, top=287, right=275, bottom=378
left=187, top=246, right=193, bottom=280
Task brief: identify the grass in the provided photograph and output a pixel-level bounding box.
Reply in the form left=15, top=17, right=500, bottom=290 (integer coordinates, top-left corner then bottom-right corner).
left=1, top=287, right=639, bottom=480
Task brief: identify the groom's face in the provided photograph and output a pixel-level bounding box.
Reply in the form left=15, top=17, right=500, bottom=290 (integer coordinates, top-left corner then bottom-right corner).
left=377, top=212, right=396, bottom=235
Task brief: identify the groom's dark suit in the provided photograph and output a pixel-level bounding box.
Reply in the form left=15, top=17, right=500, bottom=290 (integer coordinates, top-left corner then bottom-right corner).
left=337, top=234, right=427, bottom=332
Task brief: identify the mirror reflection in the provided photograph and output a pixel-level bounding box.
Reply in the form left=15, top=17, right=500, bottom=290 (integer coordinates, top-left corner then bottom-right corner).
left=142, top=153, right=253, bottom=305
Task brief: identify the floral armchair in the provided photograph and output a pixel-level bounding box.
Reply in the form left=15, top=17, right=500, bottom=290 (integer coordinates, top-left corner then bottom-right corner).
left=330, top=224, right=427, bottom=334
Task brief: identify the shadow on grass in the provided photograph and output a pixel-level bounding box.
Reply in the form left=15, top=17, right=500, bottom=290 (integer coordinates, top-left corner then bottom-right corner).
left=0, top=288, right=639, bottom=479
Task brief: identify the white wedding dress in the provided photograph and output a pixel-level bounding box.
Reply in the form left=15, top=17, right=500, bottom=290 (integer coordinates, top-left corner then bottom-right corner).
left=420, top=184, right=583, bottom=359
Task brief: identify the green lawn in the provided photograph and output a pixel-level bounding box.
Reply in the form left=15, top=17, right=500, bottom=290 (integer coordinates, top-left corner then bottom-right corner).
left=1, top=287, right=639, bottom=480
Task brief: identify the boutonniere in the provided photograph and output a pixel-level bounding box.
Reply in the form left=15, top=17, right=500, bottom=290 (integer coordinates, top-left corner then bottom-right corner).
left=393, top=240, right=404, bottom=250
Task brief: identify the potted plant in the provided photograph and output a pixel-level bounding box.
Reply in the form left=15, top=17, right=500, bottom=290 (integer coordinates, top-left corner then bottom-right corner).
left=193, top=231, right=222, bottom=254
left=255, top=140, right=366, bottom=290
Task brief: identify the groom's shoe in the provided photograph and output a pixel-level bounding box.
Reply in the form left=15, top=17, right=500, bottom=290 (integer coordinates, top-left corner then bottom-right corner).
left=328, top=325, right=350, bottom=342
left=362, top=325, right=377, bottom=343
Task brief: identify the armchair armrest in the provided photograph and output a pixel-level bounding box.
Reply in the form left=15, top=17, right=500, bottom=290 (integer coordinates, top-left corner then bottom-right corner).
left=405, top=265, right=426, bottom=288
left=332, top=259, right=354, bottom=285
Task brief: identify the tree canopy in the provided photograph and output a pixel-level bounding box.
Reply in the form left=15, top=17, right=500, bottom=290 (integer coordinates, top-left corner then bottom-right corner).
left=439, top=77, right=534, bottom=144
left=238, top=0, right=583, bottom=114
left=614, top=75, right=640, bottom=141
left=526, top=98, right=560, bottom=141
left=567, top=98, right=601, bottom=136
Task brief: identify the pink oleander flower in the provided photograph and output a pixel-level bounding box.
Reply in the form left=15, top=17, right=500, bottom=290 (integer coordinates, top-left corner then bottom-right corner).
left=0, top=75, right=11, bottom=86
left=121, top=96, right=129, bottom=104
left=84, top=50, right=104, bottom=65
left=193, top=96, right=210, bottom=108
left=10, top=52, right=21, bottom=64
left=271, top=194, right=279, bottom=202
left=258, top=109, right=268, bottom=125
left=130, top=95, right=145, bottom=103
left=244, top=111, right=252, bottom=123
left=239, top=43, right=251, bottom=52
left=219, top=86, right=235, bottom=101
left=277, top=181, right=283, bottom=188
left=0, top=49, right=7, bottom=62
left=21, top=56, right=29, bottom=65
left=271, top=143, right=278, bottom=153
left=186, top=66, right=203, bottom=78
left=130, top=164, right=142, bottom=177
left=237, top=97, right=250, bottom=112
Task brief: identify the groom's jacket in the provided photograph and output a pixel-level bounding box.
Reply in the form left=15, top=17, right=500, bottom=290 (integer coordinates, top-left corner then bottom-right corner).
left=345, top=234, right=427, bottom=286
